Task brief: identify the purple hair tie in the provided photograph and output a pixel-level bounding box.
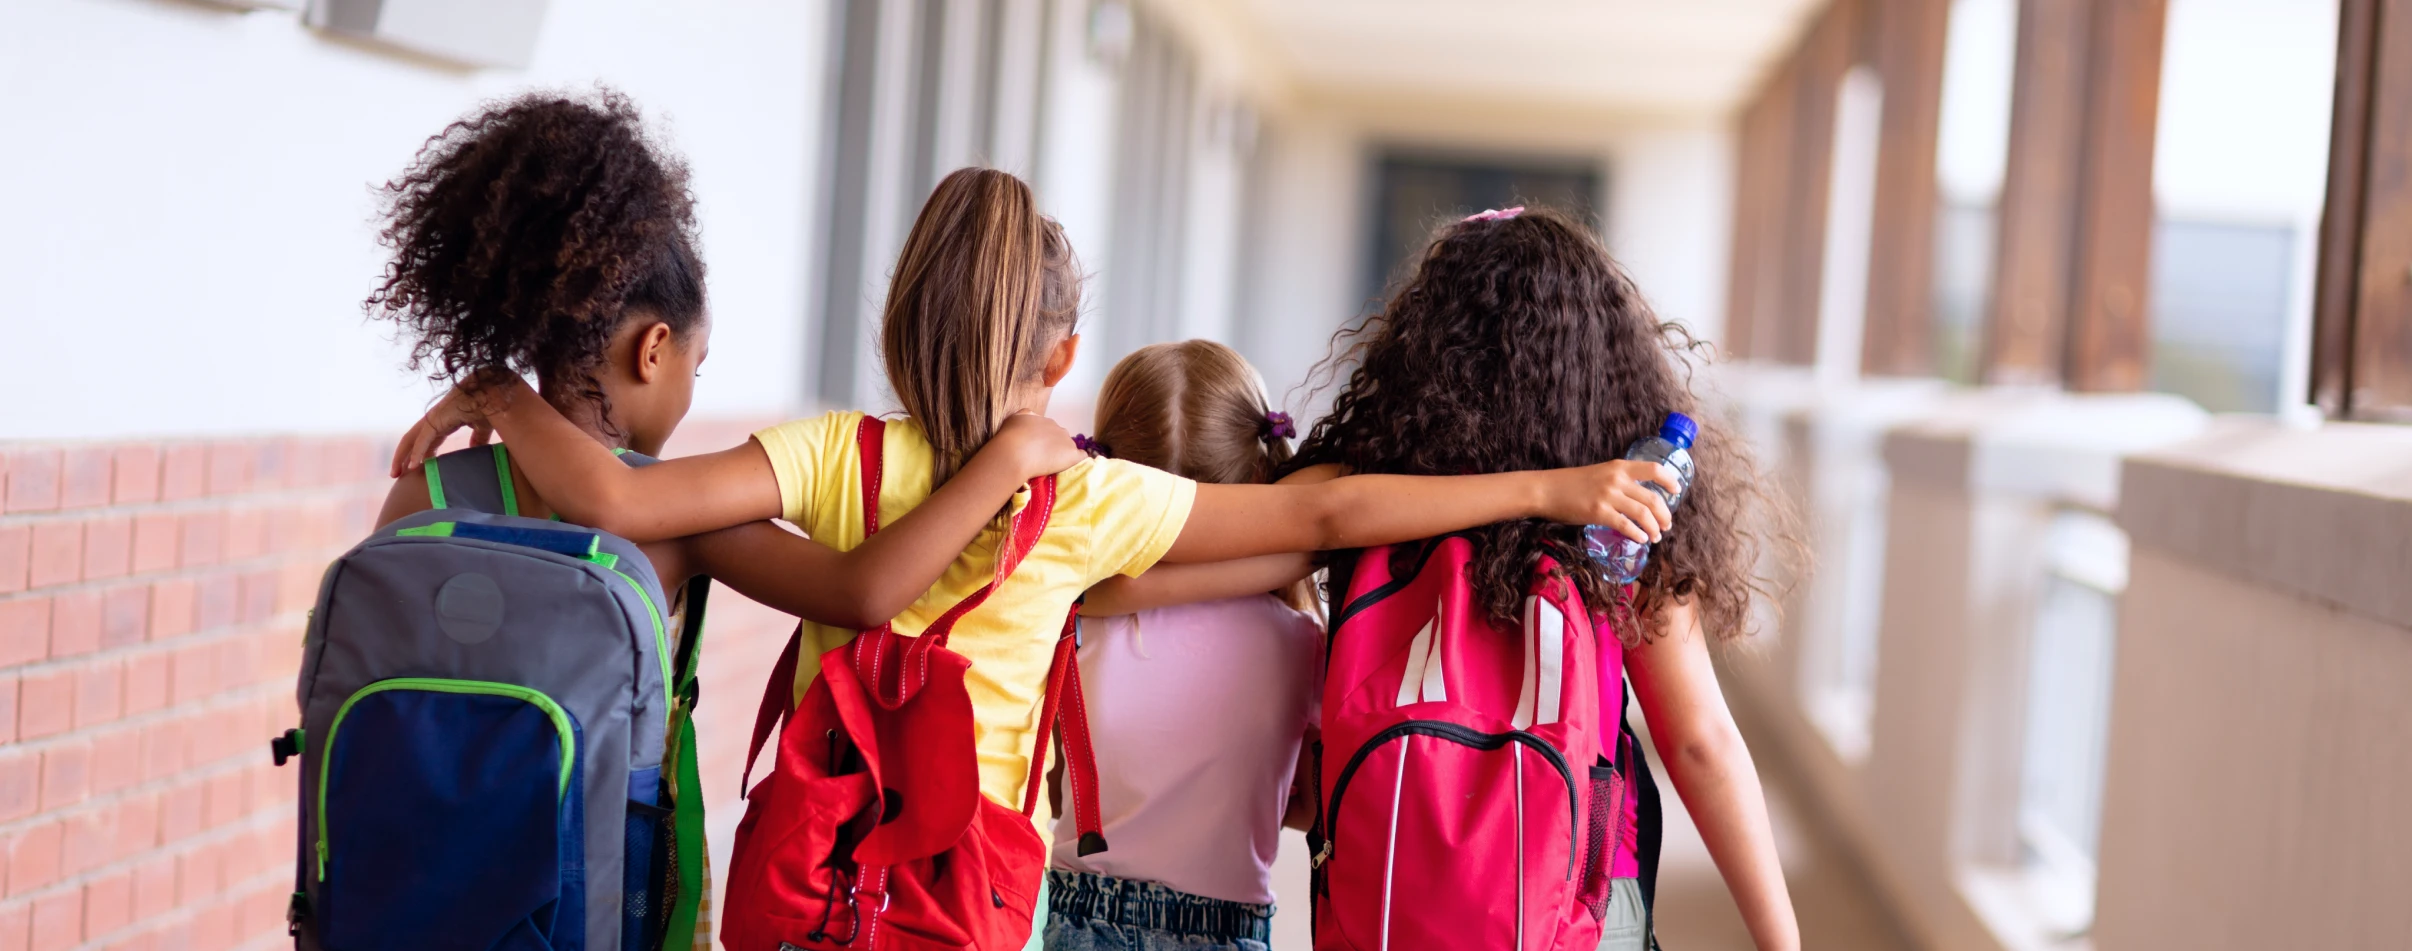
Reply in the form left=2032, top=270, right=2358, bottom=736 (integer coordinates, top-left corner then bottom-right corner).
left=1262, top=411, right=1296, bottom=441
left=1074, top=433, right=1108, bottom=457
left=1463, top=206, right=1524, bottom=223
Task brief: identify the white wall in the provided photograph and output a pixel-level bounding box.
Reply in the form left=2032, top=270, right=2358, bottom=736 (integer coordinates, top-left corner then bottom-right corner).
left=1232, top=108, right=1366, bottom=420
left=1231, top=99, right=1738, bottom=422
left=1, top=0, right=825, bottom=440
left=1603, top=119, right=1735, bottom=345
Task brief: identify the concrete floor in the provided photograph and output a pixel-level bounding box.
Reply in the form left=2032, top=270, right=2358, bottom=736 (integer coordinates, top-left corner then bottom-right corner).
left=1649, top=744, right=1914, bottom=950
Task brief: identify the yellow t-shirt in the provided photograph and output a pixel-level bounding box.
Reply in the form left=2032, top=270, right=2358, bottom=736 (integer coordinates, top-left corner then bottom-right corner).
left=753, top=411, right=1197, bottom=808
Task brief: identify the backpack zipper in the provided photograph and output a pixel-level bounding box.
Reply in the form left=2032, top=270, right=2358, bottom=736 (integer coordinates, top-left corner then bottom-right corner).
left=315, top=678, right=577, bottom=882
left=606, top=567, right=675, bottom=714
left=1323, top=719, right=1579, bottom=881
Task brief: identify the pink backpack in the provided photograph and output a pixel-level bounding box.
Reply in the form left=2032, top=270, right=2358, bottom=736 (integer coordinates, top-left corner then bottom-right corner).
left=1310, top=536, right=1658, bottom=950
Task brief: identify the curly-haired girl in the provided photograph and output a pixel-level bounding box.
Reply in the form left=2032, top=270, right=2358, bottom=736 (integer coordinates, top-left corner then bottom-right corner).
left=369, top=89, right=1087, bottom=635
left=1289, top=207, right=1802, bottom=951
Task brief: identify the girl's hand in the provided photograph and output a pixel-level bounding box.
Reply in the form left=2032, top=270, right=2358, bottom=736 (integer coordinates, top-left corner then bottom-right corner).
left=988, top=412, right=1088, bottom=481
left=389, top=375, right=524, bottom=477
left=1544, top=459, right=1680, bottom=544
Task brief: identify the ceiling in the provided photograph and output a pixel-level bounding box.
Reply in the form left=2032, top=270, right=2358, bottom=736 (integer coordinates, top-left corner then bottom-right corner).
left=1221, top=0, right=1827, bottom=118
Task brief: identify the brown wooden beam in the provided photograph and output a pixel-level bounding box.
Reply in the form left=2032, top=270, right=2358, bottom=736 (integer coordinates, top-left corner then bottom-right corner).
left=2310, top=0, right=2378, bottom=415
left=1725, top=90, right=1771, bottom=360
left=1860, top=0, right=1952, bottom=377
left=1746, top=66, right=1804, bottom=362
left=1774, top=0, right=1859, bottom=366
left=2341, top=0, right=2412, bottom=418
left=2062, top=0, right=2169, bottom=392
left=1981, top=0, right=2092, bottom=385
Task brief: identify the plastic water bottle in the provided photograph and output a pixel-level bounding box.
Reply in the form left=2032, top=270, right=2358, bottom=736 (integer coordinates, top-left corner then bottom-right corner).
left=1583, top=413, right=1698, bottom=584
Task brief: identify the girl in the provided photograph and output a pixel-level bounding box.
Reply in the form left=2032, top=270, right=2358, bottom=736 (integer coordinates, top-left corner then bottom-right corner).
left=1288, top=207, right=1803, bottom=951
left=1041, top=341, right=1323, bottom=951
left=370, top=91, right=1089, bottom=630
left=393, top=168, right=1681, bottom=924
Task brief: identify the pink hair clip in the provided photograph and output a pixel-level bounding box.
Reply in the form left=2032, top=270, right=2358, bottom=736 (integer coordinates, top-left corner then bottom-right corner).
left=1463, top=206, right=1525, bottom=223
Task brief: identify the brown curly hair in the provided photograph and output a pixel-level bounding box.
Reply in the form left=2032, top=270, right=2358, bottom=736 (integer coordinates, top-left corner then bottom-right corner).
left=1288, top=208, right=1794, bottom=645
left=366, top=88, right=706, bottom=430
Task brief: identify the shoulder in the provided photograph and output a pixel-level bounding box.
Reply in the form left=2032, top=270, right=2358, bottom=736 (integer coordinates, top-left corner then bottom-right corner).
left=1057, top=457, right=1191, bottom=506
left=375, top=463, right=436, bottom=529
left=753, top=409, right=864, bottom=450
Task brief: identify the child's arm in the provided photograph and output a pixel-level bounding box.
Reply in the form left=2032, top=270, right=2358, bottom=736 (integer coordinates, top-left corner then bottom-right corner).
left=1159, top=461, right=1680, bottom=563
left=393, top=375, right=780, bottom=541
left=392, top=377, right=1088, bottom=628
left=392, top=375, right=1083, bottom=542
left=1079, top=554, right=1316, bottom=616
left=674, top=417, right=1072, bottom=628
left=1080, top=462, right=1351, bottom=614
left=1628, top=600, right=1800, bottom=951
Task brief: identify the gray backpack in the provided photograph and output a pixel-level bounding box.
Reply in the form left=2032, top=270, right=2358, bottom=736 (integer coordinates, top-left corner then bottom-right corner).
left=277, top=444, right=709, bottom=951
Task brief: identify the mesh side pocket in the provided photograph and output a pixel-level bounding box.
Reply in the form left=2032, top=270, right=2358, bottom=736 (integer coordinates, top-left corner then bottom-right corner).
left=625, top=798, right=671, bottom=951
left=1580, top=760, right=1621, bottom=921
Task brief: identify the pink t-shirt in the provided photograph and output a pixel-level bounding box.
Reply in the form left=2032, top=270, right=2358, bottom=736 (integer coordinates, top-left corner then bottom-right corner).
left=1048, top=595, right=1322, bottom=904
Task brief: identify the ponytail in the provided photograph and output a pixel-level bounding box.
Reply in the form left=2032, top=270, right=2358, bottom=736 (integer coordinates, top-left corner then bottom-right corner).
left=882, top=168, right=1082, bottom=485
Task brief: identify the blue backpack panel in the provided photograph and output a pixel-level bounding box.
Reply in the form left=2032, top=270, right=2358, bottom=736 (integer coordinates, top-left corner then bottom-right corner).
left=279, top=445, right=707, bottom=951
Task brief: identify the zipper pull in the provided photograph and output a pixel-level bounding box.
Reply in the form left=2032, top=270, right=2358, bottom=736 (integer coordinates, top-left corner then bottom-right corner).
left=1312, top=841, right=1333, bottom=868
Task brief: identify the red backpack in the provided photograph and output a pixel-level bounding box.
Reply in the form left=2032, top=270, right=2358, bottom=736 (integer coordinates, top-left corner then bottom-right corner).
left=723, top=417, right=1108, bottom=951
left=1309, top=536, right=1657, bottom=951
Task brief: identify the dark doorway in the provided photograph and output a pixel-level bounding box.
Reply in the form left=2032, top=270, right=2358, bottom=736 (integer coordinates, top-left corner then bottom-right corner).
left=1364, top=152, right=1604, bottom=305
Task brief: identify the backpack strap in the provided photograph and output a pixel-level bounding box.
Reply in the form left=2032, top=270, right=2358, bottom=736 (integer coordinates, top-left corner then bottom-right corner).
left=1021, top=605, right=1109, bottom=855
left=740, top=624, right=804, bottom=799
left=854, top=416, right=1058, bottom=708
left=424, top=444, right=519, bottom=515
left=424, top=443, right=608, bottom=518
left=740, top=415, right=1061, bottom=788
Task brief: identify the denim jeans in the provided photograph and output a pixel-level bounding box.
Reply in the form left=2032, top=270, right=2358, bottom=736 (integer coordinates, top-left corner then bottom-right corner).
left=1040, top=870, right=1273, bottom=951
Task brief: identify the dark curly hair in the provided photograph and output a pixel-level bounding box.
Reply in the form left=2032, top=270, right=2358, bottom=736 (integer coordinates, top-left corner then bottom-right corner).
left=367, top=88, right=706, bottom=430
left=1288, top=208, right=1796, bottom=645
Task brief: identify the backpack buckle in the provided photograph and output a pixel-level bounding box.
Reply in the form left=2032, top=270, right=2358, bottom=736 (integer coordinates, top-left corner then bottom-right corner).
left=270, top=729, right=304, bottom=767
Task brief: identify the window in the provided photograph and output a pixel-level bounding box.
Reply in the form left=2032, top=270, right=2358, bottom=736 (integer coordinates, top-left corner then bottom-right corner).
left=2149, top=0, right=2338, bottom=413
left=1363, top=154, right=1602, bottom=306
left=1929, top=0, right=2017, bottom=383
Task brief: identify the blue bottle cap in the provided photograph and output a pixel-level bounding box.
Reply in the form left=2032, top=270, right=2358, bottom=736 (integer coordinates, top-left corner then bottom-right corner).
left=1659, top=412, right=1697, bottom=449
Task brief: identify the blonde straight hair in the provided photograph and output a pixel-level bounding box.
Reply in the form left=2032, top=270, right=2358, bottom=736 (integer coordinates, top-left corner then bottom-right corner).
left=1092, top=340, right=1317, bottom=615
left=882, top=168, right=1082, bottom=485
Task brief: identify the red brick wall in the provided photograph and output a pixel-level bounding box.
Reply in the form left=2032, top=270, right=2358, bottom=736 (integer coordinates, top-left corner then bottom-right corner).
left=0, top=426, right=797, bottom=951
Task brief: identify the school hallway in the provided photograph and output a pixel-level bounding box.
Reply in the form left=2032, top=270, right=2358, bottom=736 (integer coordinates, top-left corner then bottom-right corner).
left=12, top=1, right=2412, bottom=949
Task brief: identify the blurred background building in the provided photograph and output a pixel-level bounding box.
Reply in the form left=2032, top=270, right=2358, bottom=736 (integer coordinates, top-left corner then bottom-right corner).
left=3, top=0, right=2406, bottom=948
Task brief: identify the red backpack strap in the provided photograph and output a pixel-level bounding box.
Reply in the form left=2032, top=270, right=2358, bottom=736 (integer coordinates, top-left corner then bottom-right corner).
left=740, top=415, right=886, bottom=796
left=914, top=474, right=1055, bottom=646
left=857, top=415, right=886, bottom=537
left=1021, top=603, right=1109, bottom=855
left=740, top=626, right=805, bottom=798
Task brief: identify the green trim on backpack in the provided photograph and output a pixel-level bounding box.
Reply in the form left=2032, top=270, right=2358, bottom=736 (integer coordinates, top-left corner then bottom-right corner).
left=394, top=522, right=455, bottom=538
left=491, top=445, right=521, bottom=517
left=663, top=576, right=710, bottom=949
left=425, top=460, right=449, bottom=509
